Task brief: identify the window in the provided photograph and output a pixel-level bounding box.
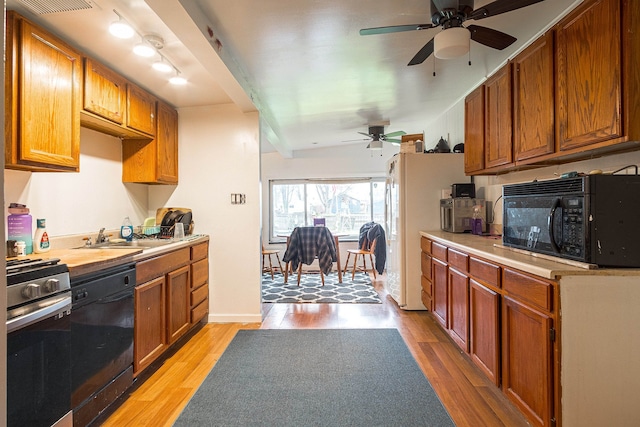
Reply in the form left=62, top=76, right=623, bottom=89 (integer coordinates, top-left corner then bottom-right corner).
left=270, top=178, right=385, bottom=241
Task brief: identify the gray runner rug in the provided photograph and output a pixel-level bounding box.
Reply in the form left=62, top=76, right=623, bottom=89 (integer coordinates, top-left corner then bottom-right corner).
left=261, top=272, right=382, bottom=304
left=173, top=329, right=454, bottom=427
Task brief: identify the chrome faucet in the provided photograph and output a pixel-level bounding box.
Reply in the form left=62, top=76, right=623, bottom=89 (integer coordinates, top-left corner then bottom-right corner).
left=96, top=227, right=107, bottom=244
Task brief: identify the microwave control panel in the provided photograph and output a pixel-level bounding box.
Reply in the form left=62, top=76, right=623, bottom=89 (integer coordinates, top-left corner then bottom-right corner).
left=561, top=197, right=584, bottom=256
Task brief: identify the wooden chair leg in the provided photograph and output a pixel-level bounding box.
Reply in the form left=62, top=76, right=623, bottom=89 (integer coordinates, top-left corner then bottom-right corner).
left=297, top=263, right=303, bottom=286
left=284, top=262, right=289, bottom=283
left=275, top=254, right=283, bottom=274
left=320, top=270, right=325, bottom=286
left=369, top=254, right=376, bottom=279
left=343, top=252, right=351, bottom=276
left=268, top=254, right=274, bottom=280
left=351, top=254, right=358, bottom=281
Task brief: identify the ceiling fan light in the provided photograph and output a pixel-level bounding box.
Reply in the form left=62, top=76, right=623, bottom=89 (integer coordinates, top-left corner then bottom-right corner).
left=434, top=27, right=470, bottom=59
left=170, top=74, right=187, bottom=85
left=369, top=140, right=383, bottom=151
left=109, top=19, right=134, bottom=39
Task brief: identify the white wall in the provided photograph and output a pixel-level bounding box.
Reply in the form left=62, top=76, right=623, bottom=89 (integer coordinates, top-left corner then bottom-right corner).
left=149, top=104, right=261, bottom=322
left=4, top=128, right=149, bottom=238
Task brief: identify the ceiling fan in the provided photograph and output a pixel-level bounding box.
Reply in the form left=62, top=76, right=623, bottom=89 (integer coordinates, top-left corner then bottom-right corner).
left=360, top=0, right=545, bottom=66
left=356, top=125, right=407, bottom=149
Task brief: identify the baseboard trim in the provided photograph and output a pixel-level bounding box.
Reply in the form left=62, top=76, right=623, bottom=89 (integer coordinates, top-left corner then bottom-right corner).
left=208, top=313, right=263, bottom=323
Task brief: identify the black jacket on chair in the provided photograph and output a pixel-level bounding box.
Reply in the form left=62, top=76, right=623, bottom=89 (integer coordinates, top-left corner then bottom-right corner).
left=358, top=222, right=386, bottom=275
left=283, top=226, right=337, bottom=275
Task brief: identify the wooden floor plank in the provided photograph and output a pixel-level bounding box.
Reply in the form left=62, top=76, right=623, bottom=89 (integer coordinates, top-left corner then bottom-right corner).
left=103, top=274, right=530, bottom=426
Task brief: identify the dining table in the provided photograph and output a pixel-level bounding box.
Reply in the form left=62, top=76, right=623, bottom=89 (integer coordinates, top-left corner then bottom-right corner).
left=279, top=228, right=344, bottom=284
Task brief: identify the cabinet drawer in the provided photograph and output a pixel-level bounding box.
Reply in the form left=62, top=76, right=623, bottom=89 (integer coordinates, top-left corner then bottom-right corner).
left=191, top=283, right=208, bottom=307
left=136, top=248, right=190, bottom=284
left=432, top=241, right=447, bottom=261
left=191, top=242, right=208, bottom=262
left=421, top=290, right=432, bottom=311
left=191, top=299, right=208, bottom=323
left=447, top=248, right=469, bottom=272
left=420, top=236, right=432, bottom=254
left=421, top=252, right=432, bottom=278
left=470, top=257, right=501, bottom=288
left=191, top=258, right=209, bottom=289
left=421, top=274, right=432, bottom=297
left=503, top=268, right=554, bottom=312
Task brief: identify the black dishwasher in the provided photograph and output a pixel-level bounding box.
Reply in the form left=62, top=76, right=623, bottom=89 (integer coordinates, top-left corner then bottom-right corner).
left=70, top=263, right=135, bottom=427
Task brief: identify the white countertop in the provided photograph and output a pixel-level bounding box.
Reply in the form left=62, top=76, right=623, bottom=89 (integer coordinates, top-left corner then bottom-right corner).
left=420, top=230, right=640, bottom=279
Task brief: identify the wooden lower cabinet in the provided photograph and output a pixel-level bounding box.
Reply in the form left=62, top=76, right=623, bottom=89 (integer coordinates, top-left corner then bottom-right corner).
left=447, top=267, right=469, bottom=352
left=502, top=296, right=554, bottom=427
left=134, top=276, right=166, bottom=374
left=421, top=236, right=557, bottom=427
left=166, top=265, right=190, bottom=344
left=432, top=258, right=448, bottom=328
left=469, top=279, right=500, bottom=386
left=133, top=242, right=209, bottom=376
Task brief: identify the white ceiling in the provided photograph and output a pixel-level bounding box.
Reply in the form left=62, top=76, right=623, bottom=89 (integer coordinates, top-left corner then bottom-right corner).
left=6, top=0, right=581, bottom=156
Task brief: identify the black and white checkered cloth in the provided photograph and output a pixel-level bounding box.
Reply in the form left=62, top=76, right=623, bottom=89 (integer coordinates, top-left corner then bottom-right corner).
left=283, top=226, right=337, bottom=275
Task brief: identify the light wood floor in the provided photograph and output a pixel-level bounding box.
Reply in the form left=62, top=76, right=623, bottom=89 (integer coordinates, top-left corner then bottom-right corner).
left=103, top=274, right=530, bottom=427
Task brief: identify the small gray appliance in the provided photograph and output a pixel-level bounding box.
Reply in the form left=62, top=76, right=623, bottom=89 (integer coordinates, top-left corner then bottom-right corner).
left=440, top=198, right=486, bottom=233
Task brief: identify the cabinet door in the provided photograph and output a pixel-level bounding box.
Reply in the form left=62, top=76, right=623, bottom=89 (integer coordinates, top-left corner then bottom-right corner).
left=134, top=276, right=166, bottom=374
left=83, top=58, right=126, bottom=124
left=156, top=101, right=179, bottom=183
left=6, top=15, right=81, bottom=171
left=470, top=279, right=500, bottom=386
left=464, top=85, right=485, bottom=173
left=484, top=65, right=513, bottom=169
left=167, top=265, right=190, bottom=344
left=502, top=296, right=554, bottom=427
left=556, top=0, right=622, bottom=151
left=432, top=258, right=448, bottom=328
left=127, top=83, right=156, bottom=137
left=513, top=32, right=555, bottom=162
left=448, top=267, right=469, bottom=352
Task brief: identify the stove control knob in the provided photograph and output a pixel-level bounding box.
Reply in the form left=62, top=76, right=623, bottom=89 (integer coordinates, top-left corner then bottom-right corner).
left=22, top=283, right=41, bottom=299
left=43, top=279, right=60, bottom=293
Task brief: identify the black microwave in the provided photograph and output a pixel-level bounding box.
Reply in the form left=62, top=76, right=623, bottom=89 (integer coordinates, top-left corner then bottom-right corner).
left=502, top=175, right=640, bottom=267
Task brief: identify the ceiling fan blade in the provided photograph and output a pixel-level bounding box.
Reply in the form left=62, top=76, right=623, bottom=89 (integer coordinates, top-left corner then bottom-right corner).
left=357, top=132, right=372, bottom=137
left=385, top=138, right=402, bottom=143
left=408, top=38, right=435, bottom=66
left=470, top=0, right=544, bottom=20
left=384, top=130, right=407, bottom=138
left=360, top=23, right=434, bottom=36
left=467, top=25, right=516, bottom=50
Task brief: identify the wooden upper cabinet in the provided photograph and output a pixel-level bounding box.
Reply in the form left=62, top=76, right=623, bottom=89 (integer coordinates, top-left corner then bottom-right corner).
left=556, top=0, right=622, bottom=151
left=83, top=57, right=126, bottom=124
left=5, top=12, right=82, bottom=172
left=122, top=100, right=178, bottom=184
left=484, top=65, right=513, bottom=169
left=513, top=31, right=555, bottom=162
left=127, top=83, right=157, bottom=137
left=464, top=85, right=485, bottom=174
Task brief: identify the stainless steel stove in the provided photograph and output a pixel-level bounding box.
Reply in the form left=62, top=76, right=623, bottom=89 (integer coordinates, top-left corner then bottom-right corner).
left=6, top=257, right=73, bottom=427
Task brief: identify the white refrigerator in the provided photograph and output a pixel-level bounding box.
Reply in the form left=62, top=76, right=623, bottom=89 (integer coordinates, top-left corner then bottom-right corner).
left=385, top=153, right=466, bottom=310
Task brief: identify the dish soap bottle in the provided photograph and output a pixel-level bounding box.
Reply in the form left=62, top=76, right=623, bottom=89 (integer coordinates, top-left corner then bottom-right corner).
left=121, top=216, right=134, bottom=242
left=33, top=218, right=51, bottom=253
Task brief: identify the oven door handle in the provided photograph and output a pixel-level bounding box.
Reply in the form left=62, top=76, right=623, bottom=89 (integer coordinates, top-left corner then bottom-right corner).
left=6, top=293, right=72, bottom=333
left=548, top=198, right=561, bottom=254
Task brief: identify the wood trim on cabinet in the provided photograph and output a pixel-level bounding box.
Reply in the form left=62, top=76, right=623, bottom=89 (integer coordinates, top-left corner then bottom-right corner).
left=432, top=241, right=447, bottom=262
left=503, top=268, right=554, bottom=313
left=191, top=242, right=208, bottom=262
left=420, top=236, right=432, bottom=254
left=447, top=247, right=469, bottom=272
left=136, top=247, right=190, bottom=284
left=190, top=258, right=209, bottom=289
left=469, top=257, right=501, bottom=289
left=421, top=252, right=432, bottom=280
left=470, top=278, right=501, bottom=386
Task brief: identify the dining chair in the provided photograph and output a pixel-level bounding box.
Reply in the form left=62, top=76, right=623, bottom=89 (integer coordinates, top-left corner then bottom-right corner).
left=282, top=226, right=337, bottom=286
left=262, top=244, right=283, bottom=280
left=343, top=236, right=378, bottom=280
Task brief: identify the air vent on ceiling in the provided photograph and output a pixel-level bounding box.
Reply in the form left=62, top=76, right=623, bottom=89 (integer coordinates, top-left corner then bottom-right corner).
left=17, top=0, right=94, bottom=14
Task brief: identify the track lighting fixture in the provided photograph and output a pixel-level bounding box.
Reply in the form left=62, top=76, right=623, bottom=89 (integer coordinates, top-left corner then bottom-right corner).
left=109, top=9, right=186, bottom=84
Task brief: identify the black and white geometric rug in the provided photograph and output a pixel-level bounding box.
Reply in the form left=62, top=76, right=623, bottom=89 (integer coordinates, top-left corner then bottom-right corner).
left=261, top=271, right=382, bottom=304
